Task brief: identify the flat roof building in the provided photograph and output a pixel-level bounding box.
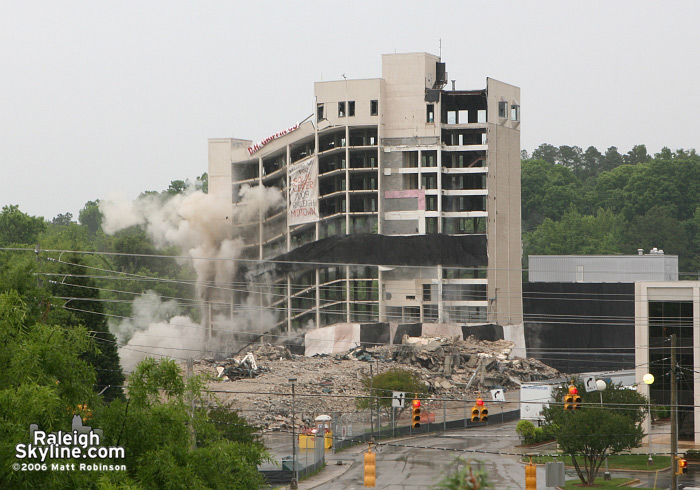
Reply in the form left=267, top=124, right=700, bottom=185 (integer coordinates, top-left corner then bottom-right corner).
left=208, top=52, right=522, bottom=337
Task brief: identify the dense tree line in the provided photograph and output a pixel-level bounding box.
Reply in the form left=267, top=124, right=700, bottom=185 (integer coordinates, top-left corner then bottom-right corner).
left=522, top=144, right=700, bottom=276
left=0, top=173, right=271, bottom=488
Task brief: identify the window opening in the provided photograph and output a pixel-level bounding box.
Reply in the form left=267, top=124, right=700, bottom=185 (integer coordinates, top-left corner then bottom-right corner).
left=370, top=100, right=378, bottom=116
left=498, top=101, right=507, bottom=119
left=338, top=101, right=346, bottom=117
left=458, top=110, right=468, bottom=124
left=348, top=101, right=355, bottom=116
left=317, top=104, right=325, bottom=122
left=427, top=104, right=435, bottom=123
left=477, top=110, right=486, bottom=123
left=447, top=110, right=456, bottom=124
left=511, top=104, right=520, bottom=122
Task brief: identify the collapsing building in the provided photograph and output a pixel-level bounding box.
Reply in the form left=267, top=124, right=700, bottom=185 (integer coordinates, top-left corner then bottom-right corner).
left=207, top=52, right=523, bottom=346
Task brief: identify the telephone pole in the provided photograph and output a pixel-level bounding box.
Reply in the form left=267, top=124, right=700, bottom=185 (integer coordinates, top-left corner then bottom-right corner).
left=671, top=334, right=678, bottom=490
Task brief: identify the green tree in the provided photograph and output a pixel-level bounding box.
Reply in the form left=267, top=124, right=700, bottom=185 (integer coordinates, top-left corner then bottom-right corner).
left=0, top=205, right=46, bottom=246
left=47, top=255, right=125, bottom=402
left=531, top=143, right=558, bottom=165
left=51, top=212, right=74, bottom=226
left=0, top=291, right=101, bottom=489
left=524, top=207, right=626, bottom=257
left=542, top=380, right=647, bottom=486
left=166, top=179, right=188, bottom=195
left=624, top=144, right=650, bottom=166
left=78, top=200, right=103, bottom=236
left=96, top=358, right=269, bottom=489
left=521, top=159, right=581, bottom=231
left=356, top=368, right=428, bottom=411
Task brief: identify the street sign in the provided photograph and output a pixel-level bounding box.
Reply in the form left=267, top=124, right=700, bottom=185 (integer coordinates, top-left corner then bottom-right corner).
left=490, top=389, right=505, bottom=402
left=584, top=376, right=597, bottom=392
left=392, top=391, right=406, bottom=408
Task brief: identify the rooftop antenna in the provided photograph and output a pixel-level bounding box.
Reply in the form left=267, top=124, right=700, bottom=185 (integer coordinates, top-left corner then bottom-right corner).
left=439, top=38, right=442, bottom=60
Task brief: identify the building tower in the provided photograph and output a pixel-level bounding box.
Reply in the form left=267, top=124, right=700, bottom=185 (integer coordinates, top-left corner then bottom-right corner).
left=208, top=52, right=522, bottom=337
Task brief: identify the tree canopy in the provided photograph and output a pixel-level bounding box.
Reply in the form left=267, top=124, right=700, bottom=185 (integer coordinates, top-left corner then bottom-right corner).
left=541, top=380, right=647, bottom=485
left=523, top=144, right=700, bottom=274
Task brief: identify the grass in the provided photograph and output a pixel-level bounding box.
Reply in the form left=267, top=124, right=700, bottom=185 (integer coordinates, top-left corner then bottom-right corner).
left=523, top=453, right=670, bottom=471
left=561, top=477, right=654, bottom=488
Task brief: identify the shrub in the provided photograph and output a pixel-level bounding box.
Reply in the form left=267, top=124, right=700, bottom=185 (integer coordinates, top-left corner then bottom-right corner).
left=516, top=420, right=537, bottom=444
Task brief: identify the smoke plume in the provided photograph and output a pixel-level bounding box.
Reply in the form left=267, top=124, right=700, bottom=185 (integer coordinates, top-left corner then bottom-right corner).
left=100, top=184, right=284, bottom=369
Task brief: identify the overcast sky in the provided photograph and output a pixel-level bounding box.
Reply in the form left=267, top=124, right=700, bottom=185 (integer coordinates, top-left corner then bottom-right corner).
left=2, top=1, right=699, bottom=220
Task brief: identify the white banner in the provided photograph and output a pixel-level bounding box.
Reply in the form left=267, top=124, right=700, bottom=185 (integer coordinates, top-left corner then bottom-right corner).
left=288, top=156, right=319, bottom=225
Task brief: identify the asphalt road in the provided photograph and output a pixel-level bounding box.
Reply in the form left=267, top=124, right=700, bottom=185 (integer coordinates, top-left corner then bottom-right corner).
left=313, top=420, right=536, bottom=489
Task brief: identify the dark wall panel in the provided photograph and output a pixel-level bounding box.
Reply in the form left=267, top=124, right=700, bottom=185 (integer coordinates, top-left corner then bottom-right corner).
left=523, top=282, right=635, bottom=373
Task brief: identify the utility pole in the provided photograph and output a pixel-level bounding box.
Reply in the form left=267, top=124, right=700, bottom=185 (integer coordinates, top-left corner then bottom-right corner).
left=671, top=334, right=678, bottom=490
left=369, top=364, right=374, bottom=437
left=186, top=358, right=196, bottom=449
left=289, top=377, right=298, bottom=490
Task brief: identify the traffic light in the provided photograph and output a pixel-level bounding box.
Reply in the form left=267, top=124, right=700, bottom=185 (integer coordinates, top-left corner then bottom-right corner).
left=565, top=384, right=580, bottom=411
left=525, top=460, right=536, bottom=489
left=411, top=398, right=421, bottom=429
left=364, top=446, right=376, bottom=487
left=478, top=398, right=488, bottom=422
left=677, top=457, right=688, bottom=475
left=471, top=404, right=480, bottom=422
left=572, top=393, right=581, bottom=410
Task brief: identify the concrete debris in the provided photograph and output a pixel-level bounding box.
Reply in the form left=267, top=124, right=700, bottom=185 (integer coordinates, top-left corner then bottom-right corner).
left=196, top=338, right=561, bottom=430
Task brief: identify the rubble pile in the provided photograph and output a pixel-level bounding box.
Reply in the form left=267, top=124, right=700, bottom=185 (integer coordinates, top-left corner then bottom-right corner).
left=196, top=336, right=562, bottom=430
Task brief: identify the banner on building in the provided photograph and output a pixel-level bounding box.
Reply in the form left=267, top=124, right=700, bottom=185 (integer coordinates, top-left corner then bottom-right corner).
left=288, top=156, right=319, bottom=225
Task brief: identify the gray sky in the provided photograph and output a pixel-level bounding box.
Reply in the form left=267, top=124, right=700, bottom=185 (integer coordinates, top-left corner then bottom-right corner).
left=2, top=1, right=699, bottom=220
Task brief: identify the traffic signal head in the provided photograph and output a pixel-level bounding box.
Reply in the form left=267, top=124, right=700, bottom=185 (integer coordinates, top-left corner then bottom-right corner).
left=564, top=394, right=574, bottom=410
left=479, top=404, right=488, bottom=422
left=572, top=393, right=582, bottom=410
left=412, top=399, right=421, bottom=428
left=471, top=405, right=480, bottom=422
left=525, top=461, right=536, bottom=490
left=364, top=449, right=376, bottom=487
left=678, top=457, right=688, bottom=474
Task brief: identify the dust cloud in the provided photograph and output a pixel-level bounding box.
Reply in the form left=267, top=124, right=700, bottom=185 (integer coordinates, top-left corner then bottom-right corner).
left=100, top=184, right=284, bottom=370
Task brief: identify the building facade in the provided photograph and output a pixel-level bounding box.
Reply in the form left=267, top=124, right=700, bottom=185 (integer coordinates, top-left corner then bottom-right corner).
left=635, top=281, right=699, bottom=444
left=208, top=52, right=522, bottom=334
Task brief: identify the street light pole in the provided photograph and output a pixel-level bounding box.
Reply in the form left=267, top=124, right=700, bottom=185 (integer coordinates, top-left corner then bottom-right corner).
left=596, top=379, right=611, bottom=481
left=643, top=373, right=655, bottom=466
left=289, top=377, right=298, bottom=490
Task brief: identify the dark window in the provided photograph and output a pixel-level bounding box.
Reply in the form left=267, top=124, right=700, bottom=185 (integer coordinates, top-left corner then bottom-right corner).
left=498, top=101, right=507, bottom=119
left=317, top=104, right=325, bottom=122
left=426, top=104, right=434, bottom=123
left=370, top=100, right=378, bottom=116
left=348, top=101, right=355, bottom=116
left=422, top=284, right=431, bottom=301
left=338, top=101, right=345, bottom=117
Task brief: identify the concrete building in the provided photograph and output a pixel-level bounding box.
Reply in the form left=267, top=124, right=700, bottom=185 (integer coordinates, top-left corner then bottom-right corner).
left=208, top=52, right=522, bottom=336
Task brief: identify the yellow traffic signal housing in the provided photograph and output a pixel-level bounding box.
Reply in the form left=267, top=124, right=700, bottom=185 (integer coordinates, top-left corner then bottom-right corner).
left=525, top=461, right=536, bottom=490
left=364, top=449, right=376, bottom=487
left=411, top=399, right=421, bottom=429
left=471, top=405, right=480, bottom=422
left=564, top=394, right=574, bottom=410
left=572, top=394, right=582, bottom=410
left=677, top=457, right=688, bottom=475
left=479, top=406, right=489, bottom=422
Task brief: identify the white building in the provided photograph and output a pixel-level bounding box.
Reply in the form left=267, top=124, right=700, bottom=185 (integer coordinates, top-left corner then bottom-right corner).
left=208, top=52, right=522, bottom=335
